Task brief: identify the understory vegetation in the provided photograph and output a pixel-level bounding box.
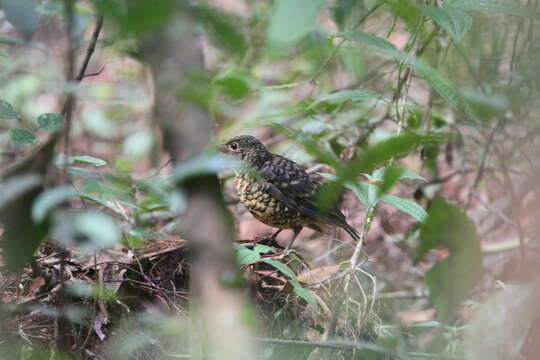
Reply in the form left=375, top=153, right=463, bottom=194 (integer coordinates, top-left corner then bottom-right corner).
left=1, top=0, right=539, bottom=359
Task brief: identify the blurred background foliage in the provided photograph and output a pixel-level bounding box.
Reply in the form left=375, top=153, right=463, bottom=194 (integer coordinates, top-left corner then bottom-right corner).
left=0, top=0, right=539, bottom=359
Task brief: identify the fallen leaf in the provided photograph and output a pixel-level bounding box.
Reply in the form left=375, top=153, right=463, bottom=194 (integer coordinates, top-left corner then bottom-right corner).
left=397, top=308, right=436, bottom=325
left=297, top=264, right=341, bottom=284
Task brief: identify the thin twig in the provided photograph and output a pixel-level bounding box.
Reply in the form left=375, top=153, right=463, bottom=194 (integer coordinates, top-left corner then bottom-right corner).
left=253, top=337, right=407, bottom=359
left=75, top=16, right=104, bottom=82
left=310, top=0, right=385, bottom=84
left=465, top=118, right=505, bottom=209
left=61, top=13, right=105, bottom=151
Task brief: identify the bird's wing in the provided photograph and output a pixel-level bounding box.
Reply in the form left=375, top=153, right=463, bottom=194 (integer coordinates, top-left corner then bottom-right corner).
left=260, top=155, right=360, bottom=240
left=259, top=154, right=320, bottom=200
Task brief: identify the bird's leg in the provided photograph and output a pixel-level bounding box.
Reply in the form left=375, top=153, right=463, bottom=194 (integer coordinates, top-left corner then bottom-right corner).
left=269, top=228, right=283, bottom=241
left=285, top=227, right=303, bottom=250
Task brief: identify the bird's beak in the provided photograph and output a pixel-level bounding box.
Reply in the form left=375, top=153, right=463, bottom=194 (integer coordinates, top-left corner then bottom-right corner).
left=217, top=143, right=228, bottom=153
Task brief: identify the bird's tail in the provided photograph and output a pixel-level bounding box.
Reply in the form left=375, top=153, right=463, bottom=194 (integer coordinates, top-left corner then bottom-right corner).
left=300, top=204, right=360, bottom=241
left=341, top=222, right=361, bottom=242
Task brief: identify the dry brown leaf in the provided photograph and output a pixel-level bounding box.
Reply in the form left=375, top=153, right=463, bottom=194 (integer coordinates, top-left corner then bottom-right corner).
left=297, top=264, right=341, bottom=285
left=397, top=308, right=435, bottom=325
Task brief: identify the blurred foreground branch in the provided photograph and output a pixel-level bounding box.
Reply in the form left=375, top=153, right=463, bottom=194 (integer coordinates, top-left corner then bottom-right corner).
left=140, top=12, right=254, bottom=360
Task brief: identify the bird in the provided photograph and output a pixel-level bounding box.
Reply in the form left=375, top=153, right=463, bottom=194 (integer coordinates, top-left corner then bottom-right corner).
left=219, top=135, right=360, bottom=249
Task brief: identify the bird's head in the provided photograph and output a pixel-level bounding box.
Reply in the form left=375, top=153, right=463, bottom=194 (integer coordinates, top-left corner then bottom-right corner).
left=218, top=135, right=270, bottom=167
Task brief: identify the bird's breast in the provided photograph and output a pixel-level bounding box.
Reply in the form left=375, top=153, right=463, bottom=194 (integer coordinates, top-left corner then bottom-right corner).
left=234, top=172, right=306, bottom=228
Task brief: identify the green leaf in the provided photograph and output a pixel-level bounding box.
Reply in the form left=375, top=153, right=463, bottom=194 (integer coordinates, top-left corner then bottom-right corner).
left=191, top=3, right=246, bottom=54
left=308, top=89, right=381, bottom=109
left=444, top=0, right=540, bottom=19
left=326, top=166, right=425, bottom=210
left=0, top=100, right=19, bottom=119
left=419, top=198, right=482, bottom=322
left=93, top=0, right=177, bottom=35
left=372, top=166, right=425, bottom=182
left=267, top=0, right=325, bottom=47
left=0, top=174, right=46, bottom=272
left=461, top=89, right=508, bottom=121
left=69, top=155, right=107, bottom=167
left=77, top=193, right=116, bottom=211
left=10, top=128, right=38, bottom=147
left=389, top=50, right=464, bottom=110
left=235, top=246, right=261, bottom=265
left=213, top=68, right=252, bottom=100
left=263, top=258, right=315, bottom=305
left=0, top=174, right=42, bottom=210
left=319, top=172, right=381, bottom=208
left=381, top=194, right=427, bottom=222
left=377, top=166, right=406, bottom=195
left=419, top=5, right=472, bottom=43
left=253, top=244, right=273, bottom=254
left=270, top=124, right=340, bottom=167
left=339, top=31, right=397, bottom=50
left=234, top=244, right=273, bottom=265
left=37, top=113, right=64, bottom=132
left=0, top=35, right=24, bottom=45
left=348, top=181, right=380, bottom=209
left=173, top=153, right=241, bottom=183
left=319, top=133, right=437, bottom=206
left=0, top=0, right=41, bottom=40
left=32, top=186, right=76, bottom=223
left=386, top=0, right=422, bottom=26
left=51, top=211, right=120, bottom=253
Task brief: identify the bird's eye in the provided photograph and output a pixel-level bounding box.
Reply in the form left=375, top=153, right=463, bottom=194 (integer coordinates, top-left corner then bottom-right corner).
left=229, top=142, right=239, bottom=151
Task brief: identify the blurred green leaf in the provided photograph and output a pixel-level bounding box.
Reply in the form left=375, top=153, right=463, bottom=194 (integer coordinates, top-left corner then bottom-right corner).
left=213, top=68, right=252, bottom=100
left=381, top=194, right=427, bottom=222
left=10, top=128, right=38, bottom=147
left=419, top=198, right=482, bottom=322
left=267, top=0, right=325, bottom=47
left=319, top=172, right=380, bottom=208
left=77, top=193, right=116, bottom=211
left=419, top=5, right=472, bottom=43
left=52, top=211, right=120, bottom=253
left=386, top=0, right=422, bottom=26
left=37, top=113, right=64, bottom=132
left=0, top=174, right=47, bottom=272
left=461, top=90, right=509, bottom=121
left=332, top=0, right=365, bottom=31
left=173, top=153, right=241, bottom=183
left=32, top=186, right=75, bottom=223
left=340, top=31, right=397, bottom=50
left=123, top=131, right=154, bottom=158
left=301, top=119, right=331, bottom=136
left=0, top=35, right=25, bottom=45
left=69, top=155, right=107, bottom=167
left=372, top=166, right=425, bottom=182
left=389, top=50, right=464, bottom=110
left=377, top=165, right=407, bottom=195
left=92, top=0, right=177, bottom=35
left=444, top=0, right=540, bottom=18
left=308, top=89, right=382, bottom=109
left=349, top=181, right=380, bottom=209
left=320, top=133, right=437, bottom=205
left=0, top=0, right=41, bottom=40
left=0, top=174, right=42, bottom=210
left=0, top=99, right=19, bottom=119
left=191, top=3, right=246, bottom=54
left=270, top=124, right=341, bottom=167
left=263, top=258, right=315, bottom=305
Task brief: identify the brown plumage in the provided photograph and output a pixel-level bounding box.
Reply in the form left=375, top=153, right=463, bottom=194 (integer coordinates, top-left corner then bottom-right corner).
left=219, top=135, right=359, bottom=248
